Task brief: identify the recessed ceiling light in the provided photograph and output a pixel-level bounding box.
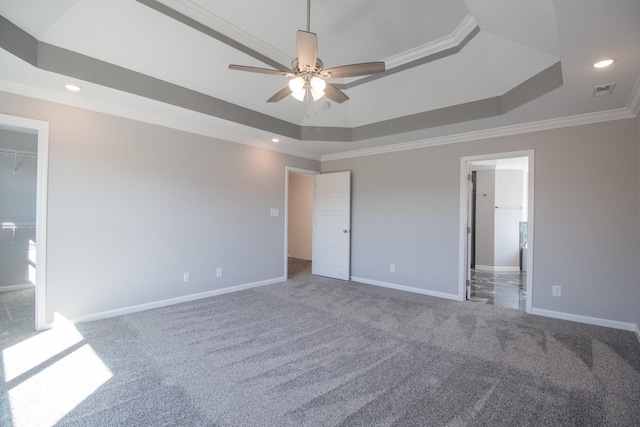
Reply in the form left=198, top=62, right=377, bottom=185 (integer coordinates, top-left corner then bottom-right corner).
left=65, top=84, right=82, bottom=92
left=271, top=138, right=280, bottom=143
left=593, top=59, right=614, bottom=68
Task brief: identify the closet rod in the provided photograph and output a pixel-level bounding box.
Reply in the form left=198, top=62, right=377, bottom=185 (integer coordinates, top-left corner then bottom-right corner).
left=0, top=148, right=37, bottom=158
left=1, top=222, right=36, bottom=243
left=2, top=222, right=37, bottom=229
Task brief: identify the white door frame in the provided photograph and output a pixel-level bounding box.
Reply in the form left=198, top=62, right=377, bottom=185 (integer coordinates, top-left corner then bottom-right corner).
left=0, top=113, right=49, bottom=330
left=284, top=166, right=319, bottom=277
left=458, top=150, right=535, bottom=314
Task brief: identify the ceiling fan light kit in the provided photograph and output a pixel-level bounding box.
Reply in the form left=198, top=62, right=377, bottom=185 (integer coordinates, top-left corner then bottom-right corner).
left=310, top=76, right=326, bottom=100
left=289, top=76, right=306, bottom=101
left=228, top=0, right=385, bottom=105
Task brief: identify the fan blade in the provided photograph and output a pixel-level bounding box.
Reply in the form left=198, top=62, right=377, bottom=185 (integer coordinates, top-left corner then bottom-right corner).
left=229, top=64, right=295, bottom=77
left=297, top=30, right=318, bottom=71
left=267, top=86, right=293, bottom=103
left=322, top=62, right=386, bottom=79
left=324, top=83, right=349, bottom=104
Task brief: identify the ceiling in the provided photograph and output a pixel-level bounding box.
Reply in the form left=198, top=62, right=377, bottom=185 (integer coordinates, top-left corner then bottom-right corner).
left=0, top=0, right=639, bottom=160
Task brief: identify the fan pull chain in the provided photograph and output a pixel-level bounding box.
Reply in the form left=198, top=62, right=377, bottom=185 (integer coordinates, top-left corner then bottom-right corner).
left=305, top=89, right=312, bottom=119
left=303, top=91, right=320, bottom=119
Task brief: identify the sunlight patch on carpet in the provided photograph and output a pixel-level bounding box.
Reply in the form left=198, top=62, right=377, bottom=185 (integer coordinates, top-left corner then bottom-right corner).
left=3, top=314, right=83, bottom=382
left=3, top=313, right=113, bottom=427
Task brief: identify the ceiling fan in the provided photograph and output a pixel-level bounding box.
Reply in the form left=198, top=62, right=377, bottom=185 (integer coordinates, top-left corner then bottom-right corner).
left=228, top=0, right=385, bottom=104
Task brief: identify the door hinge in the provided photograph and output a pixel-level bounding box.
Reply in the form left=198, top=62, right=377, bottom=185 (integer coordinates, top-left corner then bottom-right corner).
left=467, top=174, right=472, bottom=181
left=467, top=226, right=471, bottom=234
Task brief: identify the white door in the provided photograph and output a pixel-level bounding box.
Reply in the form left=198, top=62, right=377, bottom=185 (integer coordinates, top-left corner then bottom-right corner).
left=312, top=171, right=351, bottom=280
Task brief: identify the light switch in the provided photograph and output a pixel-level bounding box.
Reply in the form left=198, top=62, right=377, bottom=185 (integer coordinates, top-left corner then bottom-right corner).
left=270, top=208, right=279, bottom=217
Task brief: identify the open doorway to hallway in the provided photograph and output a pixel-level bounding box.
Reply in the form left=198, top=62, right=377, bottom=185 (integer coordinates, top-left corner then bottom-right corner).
left=285, top=168, right=316, bottom=279
left=285, top=168, right=352, bottom=281
left=461, top=152, right=534, bottom=313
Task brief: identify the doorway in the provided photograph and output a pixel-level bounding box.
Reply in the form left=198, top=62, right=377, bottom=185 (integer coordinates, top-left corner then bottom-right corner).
left=284, top=168, right=352, bottom=281
left=459, top=151, right=534, bottom=314
left=285, top=168, right=317, bottom=279
left=0, top=113, right=49, bottom=330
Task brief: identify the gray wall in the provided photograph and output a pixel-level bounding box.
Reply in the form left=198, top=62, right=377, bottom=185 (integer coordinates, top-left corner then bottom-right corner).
left=1, top=88, right=638, bottom=329
left=474, top=170, right=495, bottom=267
left=287, top=173, right=313, bottom=260
left=0, top=132, right=37, bottom=288
left=0, top=91, right=319, bottom=323
left=323, top=118, right=640, bottom=324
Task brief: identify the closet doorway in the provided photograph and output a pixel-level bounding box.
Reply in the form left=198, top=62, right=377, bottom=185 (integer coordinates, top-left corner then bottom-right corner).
left=0, top=114, right=49, bottom=330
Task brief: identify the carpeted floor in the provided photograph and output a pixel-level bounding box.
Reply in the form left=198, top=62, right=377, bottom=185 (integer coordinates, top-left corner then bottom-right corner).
left=1, top=259, right=639, bottom=426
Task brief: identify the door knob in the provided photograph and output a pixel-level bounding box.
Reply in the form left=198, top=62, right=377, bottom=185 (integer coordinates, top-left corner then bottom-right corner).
left=343, top=229, right=349, bottom=233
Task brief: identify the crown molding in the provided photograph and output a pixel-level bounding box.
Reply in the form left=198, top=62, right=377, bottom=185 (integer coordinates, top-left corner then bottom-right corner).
left=384, top=15, right=478, bottom=70
left=321, top=108, right=634, bottom=161
left=0, top=80, right=321, bottom=161
left=151, top=1, right=478, bottom=80
left=3, top=73, right=632, bottom=166
left=3, top=75, right=631, bottom=165
left=155, top=0, right=293, bottom=66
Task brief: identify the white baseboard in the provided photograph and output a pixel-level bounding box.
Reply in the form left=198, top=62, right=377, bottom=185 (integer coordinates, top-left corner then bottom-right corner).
left=0, top=283, right=36, bottom=293
left=350, top=276, right=461, bottom=302
left=531, top=308, right=637, bottom=332
left=67, top=276, right=287, bottom=325
left=475, top=265, right=520, bottom=272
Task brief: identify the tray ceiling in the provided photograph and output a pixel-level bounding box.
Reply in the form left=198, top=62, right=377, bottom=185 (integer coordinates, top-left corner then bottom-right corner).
left=0, top=0, right=638, bottom=159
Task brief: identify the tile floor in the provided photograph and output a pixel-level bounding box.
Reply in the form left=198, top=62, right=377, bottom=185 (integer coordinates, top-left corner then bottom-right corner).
left=468, top=269, right=526, bottom=311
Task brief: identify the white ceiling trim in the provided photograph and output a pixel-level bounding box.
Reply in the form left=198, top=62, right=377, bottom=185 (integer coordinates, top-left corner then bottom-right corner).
left=320, top=108, right=635, bottom=161
left=384, top=14, right=478, bottom=70
left=0, top=81, right=57, bottom=105
left=155, top=0, right=293, bottom=66
left=2, top=71, right=633, bottom=165
left=154, top=0, right=478, bottom=75
left=0, top=79, right=322, bottom=161
left=2, top=72, right=632, bottom=164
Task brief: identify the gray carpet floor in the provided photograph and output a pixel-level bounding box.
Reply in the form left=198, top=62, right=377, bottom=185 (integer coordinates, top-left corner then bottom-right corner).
left=1, top=258, right=640, bottom=426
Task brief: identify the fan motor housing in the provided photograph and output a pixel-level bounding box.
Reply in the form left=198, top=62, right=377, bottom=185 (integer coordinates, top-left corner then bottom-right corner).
left=292, top=58, right=324, bottom=74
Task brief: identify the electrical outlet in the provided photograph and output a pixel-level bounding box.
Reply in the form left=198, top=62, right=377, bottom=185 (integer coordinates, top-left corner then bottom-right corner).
left=552, top=285, right=561, bottom=297
left=183, top=272, right=190, bottom=282
left=390, top=264, right=395, bottom=273
left=216, top=267, right=223, bottom=278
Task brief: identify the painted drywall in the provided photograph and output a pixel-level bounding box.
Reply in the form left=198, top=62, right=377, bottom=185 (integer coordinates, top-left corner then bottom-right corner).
left=474, top=170, right=495, bottom=267
left=0, top=132, right=37, bottom=288
left=0, top=91, right=319, bottom=323
left=323, top=118, right=640, bottom=325
left=287, top=173, right=313, bottom=260
left=493, top=169, right=524, bottom=268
